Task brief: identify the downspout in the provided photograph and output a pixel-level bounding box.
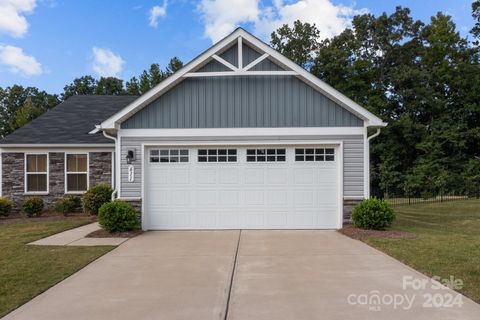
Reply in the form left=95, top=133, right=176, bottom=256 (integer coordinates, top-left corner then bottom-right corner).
left=365, top=128, right=381, bottom=199
left=102, top=130, right=118, bottom=201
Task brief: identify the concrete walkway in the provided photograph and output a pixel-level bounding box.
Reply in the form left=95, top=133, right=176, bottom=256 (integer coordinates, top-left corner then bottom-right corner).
left=5, top=231, right=480, bottom=320
left=29, top=222, right=128, bottom=246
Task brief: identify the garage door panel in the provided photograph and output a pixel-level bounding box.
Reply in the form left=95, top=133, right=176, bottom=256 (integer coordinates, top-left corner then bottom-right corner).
left=244, top=168, right=264, bottom=184
left=245, top=190, right=265, bottom=205
left=219, top=190, right=240, bottom=205
left=145, top=145, right=340, bottom=230
left=196, top=169, right=217, bottom=184
left=196, top=190, right=217, bottom=205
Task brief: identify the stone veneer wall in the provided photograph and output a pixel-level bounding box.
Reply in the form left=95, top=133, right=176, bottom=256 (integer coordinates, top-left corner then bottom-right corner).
left=89, top=152, right=112, bottom=186
left=2, top=151, right=112, bottom=213
left=343, top=198, right=363, bottom=222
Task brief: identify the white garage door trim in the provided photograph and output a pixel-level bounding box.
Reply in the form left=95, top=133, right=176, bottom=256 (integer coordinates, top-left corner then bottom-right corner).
left=140, top=140, right=343, bottom=230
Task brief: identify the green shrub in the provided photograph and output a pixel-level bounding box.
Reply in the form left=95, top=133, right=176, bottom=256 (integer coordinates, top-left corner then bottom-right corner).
left=54, top=195, right=81, bottom=216
left=0, top=197, right=13, bottom=216
left=352, top=198, right=395, bottom=230
left=98, top=201, right=139, bottom=233
left=83, top=183, right=113, bottom=215
left=22, top=197, right=44, bottom=217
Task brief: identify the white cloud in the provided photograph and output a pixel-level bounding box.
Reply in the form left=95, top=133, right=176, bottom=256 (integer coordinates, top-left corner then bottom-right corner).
left=0, top=44, right=42, bottom=76
left=149, top=1, right=167, bottom=28
left=0, top=0, right=36, bottom=38
left=198, top=0, right=259, bottom=42
left=92, top=47, right=125, bottom=77
left=198, top=0, right=366, bottom=43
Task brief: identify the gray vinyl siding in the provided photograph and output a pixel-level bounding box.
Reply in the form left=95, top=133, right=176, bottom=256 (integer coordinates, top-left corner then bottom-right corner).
left=220, top=43, right=238, bottom=67
left=242, top=43, right=261, bottom=66
left=119, top=135, right=364, bottom=198
left=121, top=76, right=363, bottom=129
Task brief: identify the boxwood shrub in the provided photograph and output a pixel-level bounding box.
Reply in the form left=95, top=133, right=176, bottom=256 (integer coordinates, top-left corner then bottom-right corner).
left=0, top=197, right=13, bottom=216
left=98, top=200, right=139, bottom=233
left=54, top=195, right=82, bottom=216
left=22, top=197, right=44, bottom=217
left=351, top=198, right=395, bottom=230
left=83, top=183, right=113, bottom=215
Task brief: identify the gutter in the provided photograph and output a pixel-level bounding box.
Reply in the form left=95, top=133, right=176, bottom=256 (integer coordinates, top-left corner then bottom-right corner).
left=365, top=128, right=382, bottom=199
left=102, top=129, right=118, bottom=201
left=367, top=128, right=381, bottom=142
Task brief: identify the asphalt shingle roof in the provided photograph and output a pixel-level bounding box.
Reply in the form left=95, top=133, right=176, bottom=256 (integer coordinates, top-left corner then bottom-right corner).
left=0, top=95, right=138, bottom=145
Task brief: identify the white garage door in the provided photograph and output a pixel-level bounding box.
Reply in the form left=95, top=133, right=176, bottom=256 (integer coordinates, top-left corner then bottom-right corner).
left=144, top=145, right=340, bottom=230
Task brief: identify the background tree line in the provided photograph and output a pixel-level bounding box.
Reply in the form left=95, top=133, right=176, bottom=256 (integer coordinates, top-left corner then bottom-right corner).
left=1, top=3, right=480, bottom=197
left=270, top=4, right=480, bottom=198
left=0, top=57, right=183, bottom=138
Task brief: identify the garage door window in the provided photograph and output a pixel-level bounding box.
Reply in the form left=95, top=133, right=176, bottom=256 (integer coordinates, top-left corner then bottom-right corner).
left=198, top=149, right=237, bottom=162
left=295, top=148, right=335, bottom=162
left=150, top=149, right=189, bottom=163
left=246, top=149, right=286, bottom=162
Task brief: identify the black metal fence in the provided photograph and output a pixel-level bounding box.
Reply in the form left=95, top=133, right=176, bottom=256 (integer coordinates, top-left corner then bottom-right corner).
left=383, top=195, right=471, bottom=206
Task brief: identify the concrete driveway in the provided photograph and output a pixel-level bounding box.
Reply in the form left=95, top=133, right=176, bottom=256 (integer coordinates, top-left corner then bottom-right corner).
left=4, top=231, right=480, bottom=320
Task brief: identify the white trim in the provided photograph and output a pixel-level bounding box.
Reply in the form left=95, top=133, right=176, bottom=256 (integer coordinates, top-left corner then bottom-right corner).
left=118, top=127, right=365, bottom=138
left=337, top=141, right=344, bottom=229
left=243, top=53, right=269, bottom=71
left=184, top=70, right=298, bottom=77
left=64, top=152, right=89, bottom=194
left=211, top=54, right=238, bottom=71
left=24, top=152, right=49, bottom=195
left=141, top=144, right=145, bottom=230
left=141, top=140, right=345, bottom=147
left=0, top=144, right=114, bottom=148
left=238, top=37, right=243, bottom=69
left=99, top=28, right=386, bottom=129
left=0, top=147, right=114, bottom=153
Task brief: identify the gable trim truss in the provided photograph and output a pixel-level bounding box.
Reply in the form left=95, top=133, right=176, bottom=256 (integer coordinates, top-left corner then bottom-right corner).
left=184, top=37, right=298, bottom=78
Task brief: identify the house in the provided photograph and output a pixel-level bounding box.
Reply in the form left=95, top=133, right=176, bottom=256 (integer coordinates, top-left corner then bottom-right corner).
left=0, top=28, right=386, bottom=230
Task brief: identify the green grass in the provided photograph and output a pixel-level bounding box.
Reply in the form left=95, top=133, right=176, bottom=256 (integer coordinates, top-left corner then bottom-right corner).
left=0, top=219, right=114, bottom=317
left=364, top=199, right=480, bottom=303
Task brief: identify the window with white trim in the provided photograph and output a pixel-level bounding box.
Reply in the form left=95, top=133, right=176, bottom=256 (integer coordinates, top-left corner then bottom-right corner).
left=150, top=149, right=189, bottom=163
left=198, top=149, right=237, bottom=162
left=66, top=154, right=88, bottom=192
left=246, top=149, right=286, bottom=162
left=295, top=148, right=335, bottom=162
left=25, top=154, right=48, bottom=193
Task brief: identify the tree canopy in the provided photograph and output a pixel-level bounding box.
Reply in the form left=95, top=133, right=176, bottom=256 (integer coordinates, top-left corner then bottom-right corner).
left=1, top=7, right=479, bottom=197
left=270, top=7, right=480, bottom=197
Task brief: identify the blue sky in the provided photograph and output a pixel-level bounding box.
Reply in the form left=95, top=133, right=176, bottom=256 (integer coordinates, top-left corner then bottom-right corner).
left=0, top=0, right=475, bottom=94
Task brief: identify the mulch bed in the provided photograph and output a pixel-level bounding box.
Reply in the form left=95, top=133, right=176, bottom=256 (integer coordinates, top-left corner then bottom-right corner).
left=86, top=229, right=143, bottom=238
left=0, top=212, right=96, bottom=225
left=339, top=223, right=416, bottom=240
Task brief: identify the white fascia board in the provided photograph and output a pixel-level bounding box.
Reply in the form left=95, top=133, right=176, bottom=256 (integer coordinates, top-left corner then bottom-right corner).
left=119, top=127, right=365, bottom=138
left=0, top=144, right=114, bottom=148
left=184, top=70, right=298, bottom=77
left=100, top=28, right=385, bottom=129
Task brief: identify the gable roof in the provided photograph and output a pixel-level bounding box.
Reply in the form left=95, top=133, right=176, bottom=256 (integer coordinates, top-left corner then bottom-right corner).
left=0, top=95, right=138, bottom=146
left=99, top=28, right=386, bottom=130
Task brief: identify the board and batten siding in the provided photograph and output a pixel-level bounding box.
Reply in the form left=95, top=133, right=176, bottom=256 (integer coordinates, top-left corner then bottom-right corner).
left=121, top=76, right=363, bottom=129
left=119, top=135, right=364, bottom=199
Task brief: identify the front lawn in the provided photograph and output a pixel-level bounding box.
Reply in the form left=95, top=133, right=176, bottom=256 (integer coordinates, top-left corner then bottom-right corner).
left=363, top=199, right=480, bottom=303
left=0, top=218, right=114, bottom=317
